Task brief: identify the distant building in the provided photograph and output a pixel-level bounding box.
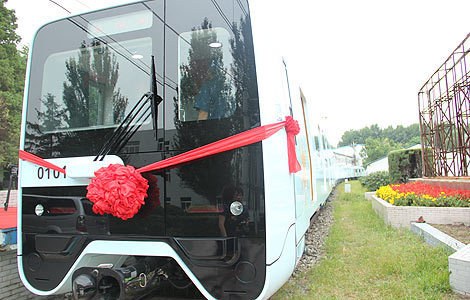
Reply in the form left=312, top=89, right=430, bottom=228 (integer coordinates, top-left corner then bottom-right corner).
left=332, top=144, right=364, bottom=167
left=365, top=156, right=388, bottom=175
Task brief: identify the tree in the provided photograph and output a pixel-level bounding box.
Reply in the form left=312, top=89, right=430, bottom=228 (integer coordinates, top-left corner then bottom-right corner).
left=172, top=16, right=260, bottom=204
left=179, top=18, right=232, bottom=121
left=0, top=0, right=26, bottom=168
left=61, top=40, right=128, bottom=129
left=360, top=137, right=403, bottom=166
left=230, top=15, right=258, bottom=127
left=36, top=93, right=64, bottom=132
left=338, top=124, right=381, bottom=147
left=173, top=19, right=234, bottom=204
left=338, top=123, right=421, bottom=148
left=25, top=39, right=129, bottom=158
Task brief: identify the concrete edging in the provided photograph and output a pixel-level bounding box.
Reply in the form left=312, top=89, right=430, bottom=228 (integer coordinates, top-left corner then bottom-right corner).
left=449, top=244, right=470, bottom=296
left=364, top=192, right=375, bottom=201
left=370, top=194, right=470, bottom=228
left=370, top=193, right=470, bottom=296
left=410, top=222, right=465, bottom=252
left=410, top=222, right=470, bottom=296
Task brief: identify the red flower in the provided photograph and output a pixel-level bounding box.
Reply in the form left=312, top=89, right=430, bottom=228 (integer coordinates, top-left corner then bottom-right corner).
left=391, top=181, right=470, bottom=201
left=86, top=164, right=149, bottom=220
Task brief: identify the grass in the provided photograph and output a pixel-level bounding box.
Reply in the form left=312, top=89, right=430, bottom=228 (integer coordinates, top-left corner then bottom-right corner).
left=272, top=180, right=458, bottom=300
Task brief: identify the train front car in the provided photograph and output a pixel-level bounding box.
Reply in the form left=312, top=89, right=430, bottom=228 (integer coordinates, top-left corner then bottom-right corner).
left=19, top=1, right=274, bottom=299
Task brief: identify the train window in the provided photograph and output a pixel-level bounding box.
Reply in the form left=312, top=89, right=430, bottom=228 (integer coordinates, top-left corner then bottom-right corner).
left=177, top=27, right=236, bottom=121
left=86, top=10, right=153, bottom=38
left=314, top=135, right=320, bottom=150
left=24, top=2, right=164, bottom=158
left=81, top=199, right=97, bottom=216
left=39, top=37, right=152, bottom=133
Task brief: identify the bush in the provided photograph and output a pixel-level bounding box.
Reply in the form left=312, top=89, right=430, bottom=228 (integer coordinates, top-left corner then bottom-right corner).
left=360, top=171, right=390, bottom=191
left=388, top=148, right=422, bottom=184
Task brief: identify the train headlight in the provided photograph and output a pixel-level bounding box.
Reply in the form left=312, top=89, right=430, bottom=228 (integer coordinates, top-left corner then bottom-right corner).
left=35, top=204, right=44, bottom=216
left=73, top=274, right=97, bottom=300
left=230, top=201, right=243, bottom=216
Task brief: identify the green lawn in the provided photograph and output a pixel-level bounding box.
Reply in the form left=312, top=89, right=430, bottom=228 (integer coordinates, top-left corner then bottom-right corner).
left=272, top=180, right=458, bottom=300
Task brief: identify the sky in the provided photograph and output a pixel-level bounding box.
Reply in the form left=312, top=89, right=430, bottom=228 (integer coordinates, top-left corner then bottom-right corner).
left=6, top=0, right=470, bottom=145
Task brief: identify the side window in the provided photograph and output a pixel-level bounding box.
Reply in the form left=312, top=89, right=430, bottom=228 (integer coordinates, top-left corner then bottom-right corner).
left=299, top=90, right=314, bottom=180
left=282, top=59, right=293, bottom=116
left=293, top=91, right=313, bottom=205
left=178, top=27, right=236, bottom=121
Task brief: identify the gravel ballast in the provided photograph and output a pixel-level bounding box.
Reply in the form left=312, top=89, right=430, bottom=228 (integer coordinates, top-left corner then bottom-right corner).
left=292, top=193, right=335, bottom=277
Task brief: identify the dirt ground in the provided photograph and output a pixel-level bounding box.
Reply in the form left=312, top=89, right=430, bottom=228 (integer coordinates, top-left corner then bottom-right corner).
left=430, top=223, right=470, bottom=245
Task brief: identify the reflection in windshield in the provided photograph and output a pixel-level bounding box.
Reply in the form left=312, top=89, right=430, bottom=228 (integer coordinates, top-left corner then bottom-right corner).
left=178, top=20, right=234, bottom=121
left=170, top=15, right=261, bottom=218
left=38, top=38, right=152, bottom=133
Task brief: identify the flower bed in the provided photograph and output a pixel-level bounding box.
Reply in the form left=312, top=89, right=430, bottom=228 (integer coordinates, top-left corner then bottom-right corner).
left=376, top=181, right=470, bottom=207
left=370, top=194, right=470, bottom=228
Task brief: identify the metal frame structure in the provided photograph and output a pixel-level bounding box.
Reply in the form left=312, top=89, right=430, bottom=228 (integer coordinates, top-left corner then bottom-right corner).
left=418, top=33, right=470, bottom=177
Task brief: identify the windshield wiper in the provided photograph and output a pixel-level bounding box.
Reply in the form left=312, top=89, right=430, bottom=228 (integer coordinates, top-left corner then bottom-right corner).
left=94, top=55, right=163, bottom=161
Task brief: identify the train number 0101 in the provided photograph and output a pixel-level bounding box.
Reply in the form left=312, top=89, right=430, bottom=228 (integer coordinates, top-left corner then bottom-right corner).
left=37, top=166, right=66, bottom=179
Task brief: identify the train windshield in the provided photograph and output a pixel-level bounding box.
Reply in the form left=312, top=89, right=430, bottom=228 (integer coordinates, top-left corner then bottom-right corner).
left=24, top=0, right=259, bottom=158
left=22, top=0, right=264, bottom=239
left=24, top=2, right=166, bottom=158
left=40, top=37, right=152, bottom=132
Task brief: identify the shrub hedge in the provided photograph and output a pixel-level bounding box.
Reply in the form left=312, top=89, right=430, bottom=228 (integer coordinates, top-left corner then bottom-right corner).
left=360, top=171, right=390, bottom=192
left=388, top=148, right=422, bottom=184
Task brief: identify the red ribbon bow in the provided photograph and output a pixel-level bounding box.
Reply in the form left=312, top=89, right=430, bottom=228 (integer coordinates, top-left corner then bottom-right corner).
left=20, top=116, right=302, bottom=220
left=284, top=116, right=301, bottom=173
left=285, top=115, right=300, bottom=135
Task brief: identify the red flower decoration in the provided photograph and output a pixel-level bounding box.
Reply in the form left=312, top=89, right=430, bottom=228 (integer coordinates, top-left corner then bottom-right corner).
left=86, top=164, right=149, bottom=220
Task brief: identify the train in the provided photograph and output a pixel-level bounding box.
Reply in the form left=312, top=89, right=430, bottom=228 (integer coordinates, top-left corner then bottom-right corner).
left=17, top=1, right=360, bottom=299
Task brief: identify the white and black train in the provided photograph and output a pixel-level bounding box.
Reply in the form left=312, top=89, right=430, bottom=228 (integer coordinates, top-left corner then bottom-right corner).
left=18, top=1, right=356, bottom=299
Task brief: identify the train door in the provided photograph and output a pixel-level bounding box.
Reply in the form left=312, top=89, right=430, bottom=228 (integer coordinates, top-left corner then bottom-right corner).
left=281, top=62, right=313, bottom=244
left=318, top=128, right=329, bottom=202
left=299, top=90, right=316, bottom=214
left=161, top=0, right=265, bottom=238
left=293, top=91, right=313, bottom=244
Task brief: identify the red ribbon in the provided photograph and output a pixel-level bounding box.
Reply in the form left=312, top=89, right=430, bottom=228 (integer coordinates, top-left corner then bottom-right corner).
left=19, top=116, right=301, bottom=220
left=137, top=116, right=300, bottom=173
left=19, top=150, right=66, bottom=174
left=284, top=116, right=302, bottom=173
left=19, top=116, right=301, bottom=175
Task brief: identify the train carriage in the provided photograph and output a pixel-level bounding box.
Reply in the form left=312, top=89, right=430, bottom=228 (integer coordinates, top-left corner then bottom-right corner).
left=17, top=1, right=343, bottom=299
